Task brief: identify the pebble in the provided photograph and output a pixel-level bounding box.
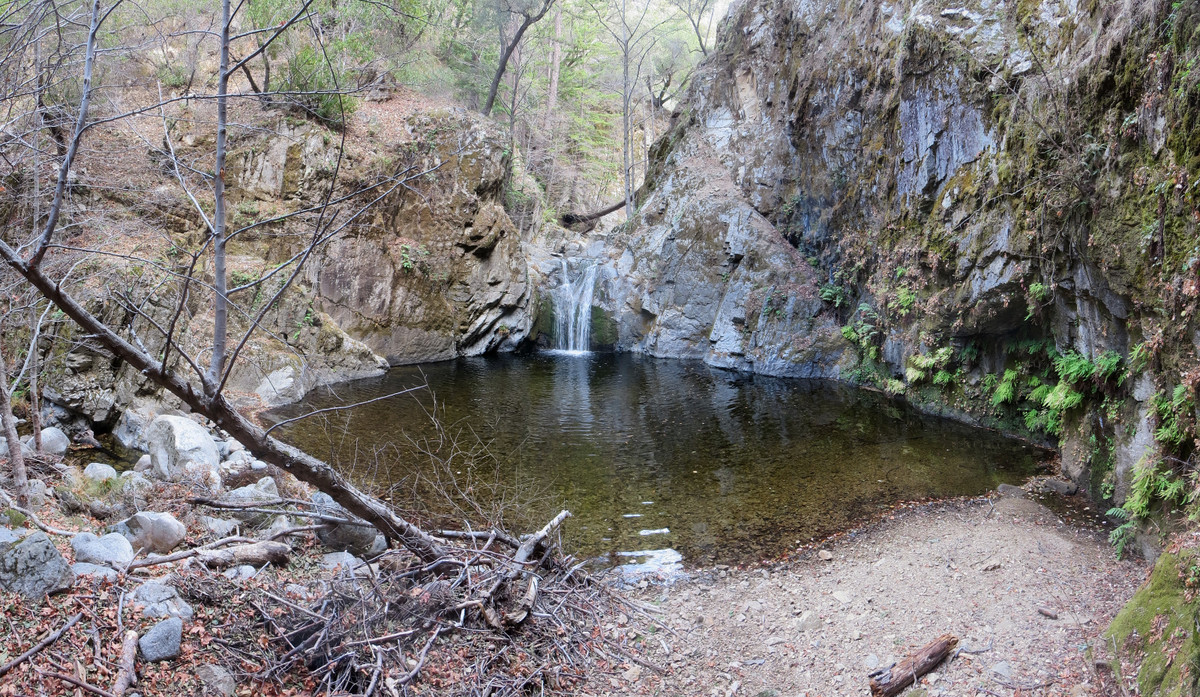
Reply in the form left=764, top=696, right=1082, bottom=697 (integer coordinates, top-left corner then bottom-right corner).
left=818, top=550, right=833, bottom=560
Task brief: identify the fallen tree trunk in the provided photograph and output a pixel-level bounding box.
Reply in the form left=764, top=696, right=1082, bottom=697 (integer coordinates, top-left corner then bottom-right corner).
left=196, top=541, right=291, bottom=569
left=0, top=248, right=448, bottom=563
left=868, top=634, right=958, bottom=697
left=560, top=198, right=625, bottom=228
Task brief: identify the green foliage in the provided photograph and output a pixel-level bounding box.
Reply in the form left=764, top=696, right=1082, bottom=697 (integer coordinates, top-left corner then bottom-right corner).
left=991, top=369, right=1018, bottom=406
left=841, top=304, right=883, bottom=361
left=818, top=283, right=849, bottom=309
left=892, top=287, right=916, bottom=317
left=1106, top=506, right=1137, bottom=559
left=1028, top=281, right=1050, bottom=302
left=399, top=244, right=430, bottom=273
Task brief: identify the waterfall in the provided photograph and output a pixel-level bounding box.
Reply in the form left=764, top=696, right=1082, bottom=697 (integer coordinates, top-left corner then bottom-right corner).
left=551, top=261, right=598, bottom=353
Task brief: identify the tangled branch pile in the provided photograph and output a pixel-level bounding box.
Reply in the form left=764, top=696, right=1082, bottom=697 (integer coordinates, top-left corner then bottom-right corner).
left=174, top=501, right=657, bottom=696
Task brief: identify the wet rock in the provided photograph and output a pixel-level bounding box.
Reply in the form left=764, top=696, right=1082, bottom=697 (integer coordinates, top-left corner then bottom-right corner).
left=145, top=415, right=221, bottom=487
left=311, top=492, right=376, bottom=555
left=139, top=617, right=183, bottom=662
left=195, top=664, right=236, bottom=697
left=82, top=462, right=118, bottom=484
left=119, top=511, right=186, bottom=554
left=1040, top=479, right=1078, bottom=496
left=71, top=532, right=135, bottom=568
left=131, top=582, right=194, bottom=620
left=0, top=532, right=74, bottom=598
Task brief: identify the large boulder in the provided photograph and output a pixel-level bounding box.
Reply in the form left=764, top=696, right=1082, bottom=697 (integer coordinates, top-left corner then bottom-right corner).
left=145, top=415, right=221, bottom=487
left=71, top=532, right=135, bottom=568
left=139, top=617, right=183, bottom=662
left=311, top=492, right=377, bottom=556
left=0, top=532, right=74, bottom=598
left=118, top=512, right=186, bottom=554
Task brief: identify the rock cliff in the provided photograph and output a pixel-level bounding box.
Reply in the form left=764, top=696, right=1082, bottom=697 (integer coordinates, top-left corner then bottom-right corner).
left=562, top=0, right=1200, bottom=522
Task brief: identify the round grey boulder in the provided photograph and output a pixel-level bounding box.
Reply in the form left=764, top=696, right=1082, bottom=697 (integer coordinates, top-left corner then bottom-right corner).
left=40, top=427, right=71, bottom=457
left=82, top=462, right=118, bottom=484
left=226, top=477, right=279, bottom=525
left=145, top=415, right=221, bottom=486
left=120, top=511, right=186, bottom=554
left=71, top=532, right=135, bottom=568
left=131, top=581, right=194, bottom=620
left=139, top=617, right=183, bottom=662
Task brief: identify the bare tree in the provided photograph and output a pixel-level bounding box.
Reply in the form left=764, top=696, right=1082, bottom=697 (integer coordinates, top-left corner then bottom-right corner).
left=480, top=0, right=556, bottom=116
left=589, top=0, right=669, bottom=216
left=670, top=0, right=714, bottom=56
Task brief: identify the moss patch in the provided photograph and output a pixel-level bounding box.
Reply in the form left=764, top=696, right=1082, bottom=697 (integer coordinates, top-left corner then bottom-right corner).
left=1106, top=550, right=1200, bottom=696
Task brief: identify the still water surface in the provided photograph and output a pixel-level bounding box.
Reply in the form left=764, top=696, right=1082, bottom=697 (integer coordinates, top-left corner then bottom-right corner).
left=267, top=353, right=1046, bottom=570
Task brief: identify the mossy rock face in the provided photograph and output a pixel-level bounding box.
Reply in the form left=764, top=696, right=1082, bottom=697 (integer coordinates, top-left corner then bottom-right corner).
left=1106, top=550, right=1200, bottom=696
left=533, top=295, right=556, bottom=347
left=590, top=306, right=619, bottom=350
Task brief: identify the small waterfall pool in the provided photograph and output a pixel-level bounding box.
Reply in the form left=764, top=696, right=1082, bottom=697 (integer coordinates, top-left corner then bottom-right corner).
left=267, top=353, right=1049, bottom=574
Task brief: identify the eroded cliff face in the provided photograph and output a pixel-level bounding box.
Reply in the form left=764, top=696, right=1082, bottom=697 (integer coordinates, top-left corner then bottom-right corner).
left=47, top=102, right=534, bottom=417
left=560, top=0, right=1200, bottom=520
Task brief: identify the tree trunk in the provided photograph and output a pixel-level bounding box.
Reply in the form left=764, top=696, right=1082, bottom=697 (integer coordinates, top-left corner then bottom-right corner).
left=0, top=339, right=29, bottom=509
left=481, top=0, right=554, bottom=117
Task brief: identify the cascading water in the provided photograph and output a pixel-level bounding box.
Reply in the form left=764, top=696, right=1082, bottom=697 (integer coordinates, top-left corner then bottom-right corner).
left=551, top=261, right=599, bottom=353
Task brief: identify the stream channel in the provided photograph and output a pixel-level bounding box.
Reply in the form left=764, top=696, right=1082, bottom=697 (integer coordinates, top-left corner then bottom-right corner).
left=266, top=352, right=1049, bottom=574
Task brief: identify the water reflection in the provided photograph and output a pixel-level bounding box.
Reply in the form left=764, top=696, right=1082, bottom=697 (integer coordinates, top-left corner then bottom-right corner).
left=267, top=353, right=1047, bottom=568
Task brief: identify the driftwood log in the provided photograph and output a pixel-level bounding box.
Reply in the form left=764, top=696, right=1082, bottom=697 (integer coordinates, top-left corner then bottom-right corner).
left=196, top=541, right=291, bottom=569
left=868, top=634, right=958, bottom=697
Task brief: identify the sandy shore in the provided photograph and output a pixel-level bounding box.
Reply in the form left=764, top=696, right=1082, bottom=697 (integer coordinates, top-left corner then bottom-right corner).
left=607, top=491, right=1146, bottom=697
